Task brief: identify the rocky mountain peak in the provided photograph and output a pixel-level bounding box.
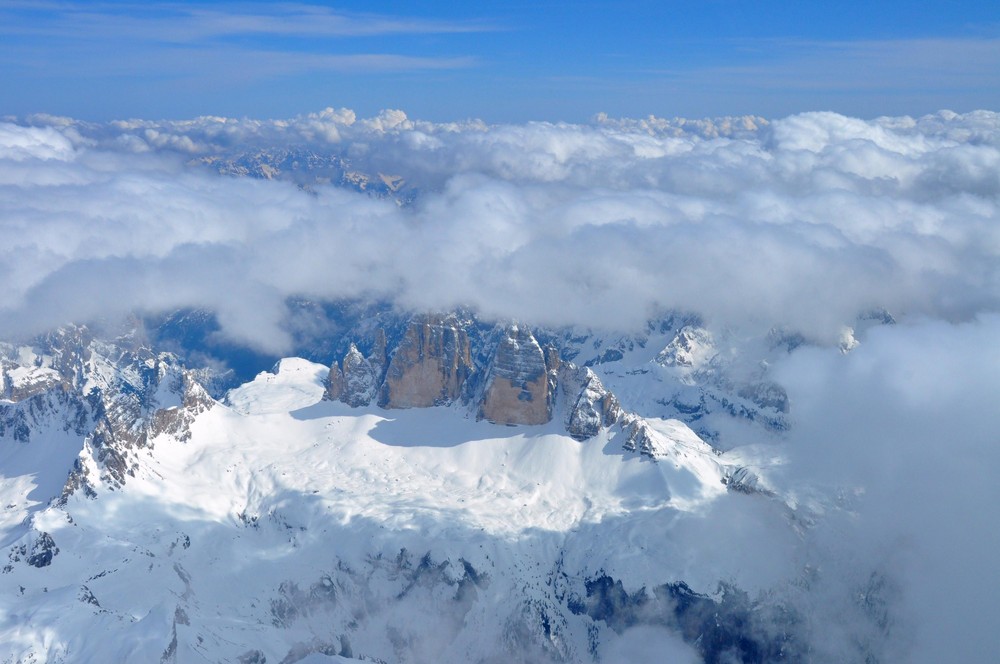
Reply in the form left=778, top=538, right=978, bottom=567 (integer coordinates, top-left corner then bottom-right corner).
left=327, top=343, right=380, bottom=408
left=378, top=315, right=473, bottom=409
left=321, top=316, right=628, bottom=434
left=1, top=330, right=218, bottom=496
left=655, top=325, right=715, bottom=370
left=562, top=365, right=622, bottom=441
left=477, top=324, right=556, bottom=426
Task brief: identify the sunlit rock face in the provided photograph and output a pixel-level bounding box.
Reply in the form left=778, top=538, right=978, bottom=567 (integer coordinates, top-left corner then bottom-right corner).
left=326, top=316, right=567, bottom=428
left=378, top=315, right=473, bottom=409
left=478, top=325, right=556, bottom=426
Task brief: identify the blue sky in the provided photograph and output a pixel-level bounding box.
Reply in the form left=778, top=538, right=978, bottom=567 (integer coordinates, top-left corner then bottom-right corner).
left=1, top=0, right=998, bottom=122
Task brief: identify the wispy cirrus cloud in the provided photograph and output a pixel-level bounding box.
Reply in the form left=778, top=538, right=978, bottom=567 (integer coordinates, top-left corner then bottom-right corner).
left=680, top=37, right=1000, bottom=89
left=0, top=1, right=486, bottom=82
left=0, top=1, right=494, bottom=41
left=631, top=36, right=1000, bottom=117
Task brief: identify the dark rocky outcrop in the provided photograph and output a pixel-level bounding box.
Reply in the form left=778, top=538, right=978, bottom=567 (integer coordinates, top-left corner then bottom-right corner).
left=568, top=574, right=801, bottom=663
left=327, top=343, right=380, bottom=407
left=4, top=531, right=60, bottom=571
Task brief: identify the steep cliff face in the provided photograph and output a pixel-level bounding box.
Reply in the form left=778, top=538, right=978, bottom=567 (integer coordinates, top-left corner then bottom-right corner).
left=319, top=311, right=790, bottom=446
left=1, top=364, right=64, bottom=402
left=73, top=344, right=219, bottom=489
left=378, top=316, right=473, bottom=409
left=0, top=329, right=218, bottom=499
left=320, top=316, right=642, bottom=436
left=478, top=326, right=556, bottom=426
left=327, top=344, right=380, bottom=408
left=0, top=385, right=89, bottom=443
left=324, top=318, right=571, bottom=428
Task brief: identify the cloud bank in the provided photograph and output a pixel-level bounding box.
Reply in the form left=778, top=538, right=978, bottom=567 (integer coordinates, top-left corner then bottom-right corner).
left=2, top=107, right=999, bottom=351
left=773, top=315, right=1000, bottom=662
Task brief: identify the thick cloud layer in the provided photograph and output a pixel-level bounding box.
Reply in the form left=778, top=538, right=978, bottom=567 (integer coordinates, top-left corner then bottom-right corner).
left=773, top=315, right=1000, bottom=662
left=2, top=108, right=999, bottom=350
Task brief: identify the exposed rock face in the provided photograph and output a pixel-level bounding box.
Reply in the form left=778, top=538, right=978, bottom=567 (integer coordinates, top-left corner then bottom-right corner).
left=369, top=328, right=388, bottom=370
left=479, top=326, right=555, bottom=426
left=78, top=348, right=216, bottom=489
left=0, top=347, right=88, bottom=444
left=325, top=318, right=632, bottom=434
left=0, top=328, right=220, bottom=498
left=622, top=417, right=662, bottom=457
left=0, top=385, right=89, bottom=443
left=378, top=316, right=473, bottom=409
left=562, top=365, right=621, bottom=441
left=26, top=532, right=58, bottom=568
left=150, top=373, right=215, bottom=442
left=327, top=344, right=380, bottom=407
left=4, top=531, right=59, bottom=571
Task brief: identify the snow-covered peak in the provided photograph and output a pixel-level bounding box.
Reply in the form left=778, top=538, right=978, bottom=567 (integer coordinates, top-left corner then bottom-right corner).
left=655, top=325, right=717, bottom=374
left=226, top=357, right=328, bottom=415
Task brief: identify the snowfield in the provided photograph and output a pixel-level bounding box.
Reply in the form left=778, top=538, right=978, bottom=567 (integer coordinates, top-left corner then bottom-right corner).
left=0, top=358, right=785, bottom=663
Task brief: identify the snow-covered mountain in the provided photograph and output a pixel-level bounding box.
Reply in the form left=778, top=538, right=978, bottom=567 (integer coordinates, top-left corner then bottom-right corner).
left=5, top=107, right=999, bottom=663
left=0, top=310, right=895, bottom=663
left=195, top=148, right=416, bottom=206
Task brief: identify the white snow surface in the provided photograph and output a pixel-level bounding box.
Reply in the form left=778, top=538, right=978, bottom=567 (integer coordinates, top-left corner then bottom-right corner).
left=0, top=358, right=791, bottom=663
left=226, top=357, right=329, bottom=415
left=5, top=365, right=60, bottom=391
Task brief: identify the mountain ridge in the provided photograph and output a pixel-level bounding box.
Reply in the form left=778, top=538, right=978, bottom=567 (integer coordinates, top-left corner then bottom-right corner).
left=0, top=307, right=894, bottom=663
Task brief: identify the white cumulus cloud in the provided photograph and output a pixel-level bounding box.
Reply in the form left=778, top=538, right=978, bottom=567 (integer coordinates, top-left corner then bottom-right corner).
left=3, top=107, right=999, bottom=350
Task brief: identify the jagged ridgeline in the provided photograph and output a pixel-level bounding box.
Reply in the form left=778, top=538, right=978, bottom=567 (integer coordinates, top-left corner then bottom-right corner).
left=329, top=315, right=575, bottom=428
left=137, top=300, right=802, bottom=443
left=0, top=300, right=809, bottom=505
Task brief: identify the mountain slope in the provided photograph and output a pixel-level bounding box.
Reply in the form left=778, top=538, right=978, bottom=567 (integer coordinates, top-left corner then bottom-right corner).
left=0, top=348, right=811, bottom=663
